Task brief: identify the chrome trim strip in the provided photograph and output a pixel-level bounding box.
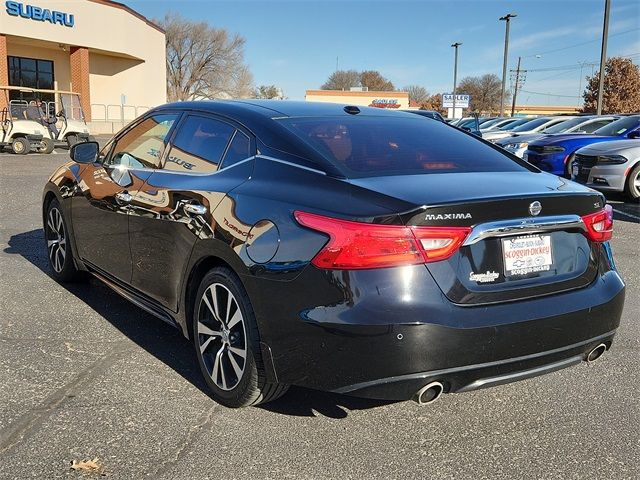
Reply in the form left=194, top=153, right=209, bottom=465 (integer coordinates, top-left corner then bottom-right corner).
left=256, top=155, right=327, bottom=175
left=463, top=214, right=586, bottom=246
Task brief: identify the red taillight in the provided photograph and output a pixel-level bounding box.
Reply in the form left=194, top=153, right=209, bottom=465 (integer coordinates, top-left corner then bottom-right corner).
left=581, top=205, right=613, bottom=242
left=294, top=211, right=471, bottom=269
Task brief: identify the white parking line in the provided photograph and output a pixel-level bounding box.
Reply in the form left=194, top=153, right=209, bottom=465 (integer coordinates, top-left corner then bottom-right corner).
left=613, top=208, right=640, bottom=222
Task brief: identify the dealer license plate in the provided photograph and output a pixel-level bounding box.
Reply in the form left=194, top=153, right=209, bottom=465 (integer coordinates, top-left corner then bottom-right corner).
left=502, top=234, right=553, bottom=277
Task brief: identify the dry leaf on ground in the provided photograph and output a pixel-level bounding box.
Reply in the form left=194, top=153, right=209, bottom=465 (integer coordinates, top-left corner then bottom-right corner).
left=70, top=457, right=105, bottom=475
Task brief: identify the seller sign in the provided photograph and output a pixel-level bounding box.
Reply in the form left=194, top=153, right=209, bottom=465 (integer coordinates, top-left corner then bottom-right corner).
left=442, top=94, right=470, bottom=108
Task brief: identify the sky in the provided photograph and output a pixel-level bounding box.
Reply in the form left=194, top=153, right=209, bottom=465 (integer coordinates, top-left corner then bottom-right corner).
left=126, top=0, right=640, bottom=106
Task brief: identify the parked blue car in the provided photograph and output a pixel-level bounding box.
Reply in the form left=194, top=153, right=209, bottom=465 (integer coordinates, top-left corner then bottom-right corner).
left=524, top=115, right=640, bottom=176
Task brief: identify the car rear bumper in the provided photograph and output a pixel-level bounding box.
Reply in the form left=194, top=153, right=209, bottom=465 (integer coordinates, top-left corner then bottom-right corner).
left=246, top=246, right=625, bottom=401
left=332, top=328, right=617, bottom=400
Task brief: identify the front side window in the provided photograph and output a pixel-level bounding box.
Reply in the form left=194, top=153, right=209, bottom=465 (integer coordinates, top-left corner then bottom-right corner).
left=164, top=115, right=235, bottom=173
left=511, top=118, right=550, bottom=132
left=280, top=116, right=529, bottom=177
left=543, top=118, right=584, bottom=134
left=106, top=114, right=178, bottom=169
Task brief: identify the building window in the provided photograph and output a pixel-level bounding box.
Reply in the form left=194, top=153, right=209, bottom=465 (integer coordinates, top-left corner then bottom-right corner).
left=7, top=56, right=55, bottom=102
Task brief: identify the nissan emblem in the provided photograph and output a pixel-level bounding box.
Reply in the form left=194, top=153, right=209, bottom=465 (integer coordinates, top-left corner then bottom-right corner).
left=529, top=201, right=542, bottom=216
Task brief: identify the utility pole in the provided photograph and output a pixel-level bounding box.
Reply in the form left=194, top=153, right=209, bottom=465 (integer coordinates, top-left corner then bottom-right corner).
left=451, top=42, right=462, bottom=118
left=510, top=56, right=525, bottom=116
left=596, top=0, right=610, bottom=114
left=499, top=13, right=517, bottom=117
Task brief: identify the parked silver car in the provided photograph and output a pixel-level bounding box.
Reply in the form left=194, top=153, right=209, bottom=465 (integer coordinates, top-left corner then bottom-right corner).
left=497, top=116, right=618, bottom=158
left=482, top=116, right=570, bottom=143
left=572, top=139, right=640, bottom=200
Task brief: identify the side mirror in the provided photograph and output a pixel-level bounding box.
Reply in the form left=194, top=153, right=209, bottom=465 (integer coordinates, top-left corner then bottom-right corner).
left=627, top=130, right=640, bottom=139
left=70, top=141, right=99, bottom=163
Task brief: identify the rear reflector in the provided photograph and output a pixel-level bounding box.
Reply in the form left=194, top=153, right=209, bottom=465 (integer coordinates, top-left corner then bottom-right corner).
left=581, top=205, right=613, bottom=242
left=294, top=211, right=471, bottom=269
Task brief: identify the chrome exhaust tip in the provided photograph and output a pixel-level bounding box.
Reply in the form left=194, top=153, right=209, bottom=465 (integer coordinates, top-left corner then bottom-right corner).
left=414, top=381, right=444, bottom=405
left=586, top=343, right=607, bottom=363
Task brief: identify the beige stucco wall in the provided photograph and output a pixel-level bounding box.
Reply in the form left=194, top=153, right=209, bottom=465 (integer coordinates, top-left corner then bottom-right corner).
left=306, top=90, right=410, bottom=109
left=1, top=0, right=166, bottom=119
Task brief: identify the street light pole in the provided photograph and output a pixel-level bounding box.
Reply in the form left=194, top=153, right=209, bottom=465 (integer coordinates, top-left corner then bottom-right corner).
left=499, top=13, right=517, bottom=117
left=596, top=0, right=611, bottom=115
left=451, top=42, right=462, bottom=118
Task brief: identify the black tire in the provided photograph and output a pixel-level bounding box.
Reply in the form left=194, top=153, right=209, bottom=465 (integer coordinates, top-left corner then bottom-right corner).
left=624, top=163, right=640, bottom=202
left=37, top=138, right=55, bottom=154
left=193, top=267, right=288, bottom=407
left=44, top=199, right=85, bottom=282
left=11, top=136, right=29, bottom=154
left=66, top=134, right=78, bottom=148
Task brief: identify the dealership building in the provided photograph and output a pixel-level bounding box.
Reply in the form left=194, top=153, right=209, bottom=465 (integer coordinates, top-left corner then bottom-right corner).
left=0, top=0, right=166, bottom=127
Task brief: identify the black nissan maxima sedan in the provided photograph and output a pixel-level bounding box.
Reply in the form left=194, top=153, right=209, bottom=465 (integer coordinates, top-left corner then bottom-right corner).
left=42, top=100, right=625, bottom=407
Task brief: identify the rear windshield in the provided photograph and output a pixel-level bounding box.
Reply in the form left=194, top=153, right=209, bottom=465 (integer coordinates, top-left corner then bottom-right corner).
left=593, top=116, right=640, bottom=136
left=511, top=117, right=551, bottom=132
left=278, top=116, right=528, bottom=177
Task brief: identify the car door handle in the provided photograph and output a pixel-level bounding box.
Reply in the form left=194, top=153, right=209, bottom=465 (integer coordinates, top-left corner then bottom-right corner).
left=115, top=191, right=132, bottom=205
left=183, top=203, right=207, bottom=216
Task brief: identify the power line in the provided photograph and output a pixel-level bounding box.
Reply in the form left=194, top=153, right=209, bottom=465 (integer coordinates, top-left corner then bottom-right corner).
left=519, top=89, right=582, bottom=98
left=524, top=27, right=639, bottom=58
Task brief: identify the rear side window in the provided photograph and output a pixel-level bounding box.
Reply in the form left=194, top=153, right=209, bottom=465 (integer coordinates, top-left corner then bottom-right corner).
left=220, top=131, right=251, bottom=169
left=279, top=116, right=528, bottom=177
left=164, top=115, right=235, bottom=173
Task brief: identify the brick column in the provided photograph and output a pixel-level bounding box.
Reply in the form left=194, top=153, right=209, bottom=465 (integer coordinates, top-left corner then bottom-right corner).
left=70, top=46, right=91, bottom=121
left=0, top=35, right=8, bottom=114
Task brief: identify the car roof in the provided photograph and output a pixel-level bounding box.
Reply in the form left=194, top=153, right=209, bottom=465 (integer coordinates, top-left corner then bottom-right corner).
left=157, top=99, right=410, bottom=119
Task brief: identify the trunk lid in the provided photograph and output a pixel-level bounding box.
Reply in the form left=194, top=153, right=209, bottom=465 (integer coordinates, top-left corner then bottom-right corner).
left=349, top=171, right=604, bottom=305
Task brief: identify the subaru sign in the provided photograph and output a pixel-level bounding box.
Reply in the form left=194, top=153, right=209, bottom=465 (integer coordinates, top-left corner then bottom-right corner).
left=442, top=94, right=470, bottom=108
left=5, top=1, right=74, bottom=27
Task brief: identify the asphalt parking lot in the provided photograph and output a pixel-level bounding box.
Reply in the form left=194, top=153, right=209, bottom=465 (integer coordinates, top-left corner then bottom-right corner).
left=0, top=151, right=638, bottom=480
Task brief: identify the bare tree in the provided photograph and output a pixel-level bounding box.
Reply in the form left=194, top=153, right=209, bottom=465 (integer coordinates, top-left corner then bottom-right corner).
left=253, top=85, right=286, bottom=99
left=160, top=13, right=254, bottom=101
left=457, top=74, right=506, bottom=114
left=404, top=85, right=429, bottom=105
left=360, top=70, right=395, bottom=91
left=321, top=70, right=361, bottom=90
left=421, top=94, right=447, bottom=115
left=583, top=57, right=640, bottom=114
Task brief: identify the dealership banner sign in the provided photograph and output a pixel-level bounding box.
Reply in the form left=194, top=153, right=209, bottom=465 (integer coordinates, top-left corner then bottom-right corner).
left=5, top=1, right=74, bottom=27
left=442, top=94, right=470, bottom=108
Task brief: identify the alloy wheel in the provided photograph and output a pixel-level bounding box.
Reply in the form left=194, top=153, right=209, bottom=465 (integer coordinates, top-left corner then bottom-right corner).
left=633, top=170, right=640, bottom=197
left=197, top=283, right=247, bottom=391
left=46, top=207, right=66, bottom=273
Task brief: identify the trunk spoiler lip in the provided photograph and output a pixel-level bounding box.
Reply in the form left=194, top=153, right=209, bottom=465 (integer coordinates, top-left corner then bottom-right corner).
left=463, top=215, right=586, bottom=246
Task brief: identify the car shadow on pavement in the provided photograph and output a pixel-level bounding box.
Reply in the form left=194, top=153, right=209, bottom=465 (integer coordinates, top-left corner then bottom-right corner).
left=5, top=229, right=398, bottom=418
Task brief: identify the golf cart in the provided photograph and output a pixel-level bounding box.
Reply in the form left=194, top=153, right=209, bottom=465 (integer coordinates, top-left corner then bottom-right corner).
left=1, top=86, right=92, bottom=154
